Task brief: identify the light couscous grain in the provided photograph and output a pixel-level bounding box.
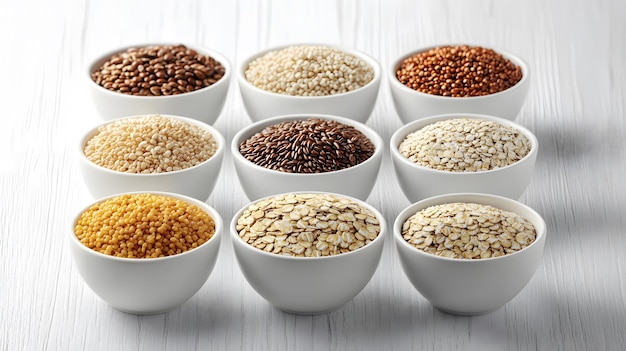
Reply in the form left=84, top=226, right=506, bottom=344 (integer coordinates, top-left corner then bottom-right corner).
left=84, top=114, right=218, bottom=174
left=244, top=45, right=374, bottom=96
left=398, top=118, right=530, bottom=172
left=75, top=193, right=215, bottom=258
left=235, top=193, right=380, bottom=257
left=402, top=202, right=536, bottom=259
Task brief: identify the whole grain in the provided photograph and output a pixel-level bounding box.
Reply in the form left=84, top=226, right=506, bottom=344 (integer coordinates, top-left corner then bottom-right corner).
left=235, top=193, right=380, bottom=257
left=398, top=118, right=530, bottom=172
left=91, top=44, right=225, bottom=96
left=244, top=45, right=374, bottom=96
left=402, top=202, right=536, bottom=259
left=396, top=45, right=522, bottom=97
left=239, top=118, right=375, bottom=173
left=75, top=193, right=216, bottom=258
left=84, top=114, right=218, bottom=174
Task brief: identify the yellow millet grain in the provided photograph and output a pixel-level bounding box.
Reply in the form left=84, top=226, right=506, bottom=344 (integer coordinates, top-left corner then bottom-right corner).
left=74, top=193, right=215, bottom=258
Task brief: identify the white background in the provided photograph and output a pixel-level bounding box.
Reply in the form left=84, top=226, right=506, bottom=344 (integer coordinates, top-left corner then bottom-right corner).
left=1, top=0, right=625, bottom=350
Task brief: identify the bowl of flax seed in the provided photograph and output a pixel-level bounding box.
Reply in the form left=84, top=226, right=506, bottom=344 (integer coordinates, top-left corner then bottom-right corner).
left=389, top=44, right=530, bottom=123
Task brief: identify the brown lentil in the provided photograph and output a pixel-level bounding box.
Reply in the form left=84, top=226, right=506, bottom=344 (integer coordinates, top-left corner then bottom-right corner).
left=396, top=45, right=522, bottom=97
left=402, top=202, right=536, bottom=259
left=84, top=115, right=218, bottom=174
left=236, top=193, right=380, bottom=257
left=239, top=118, right=375, bottom=173
left=91, top=44, right=225, bottom=96
left=75, top=193, right=216, bottom=258
left=245, top=45, right=374, bottom=96
left=398, top=118, right=530, bottom=172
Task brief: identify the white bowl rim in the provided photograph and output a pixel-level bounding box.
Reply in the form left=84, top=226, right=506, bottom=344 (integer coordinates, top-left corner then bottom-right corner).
left=389, top=113, right=538, bottom=175
left=388, top=43, right=530, bottom=100
left=78, top=114, right=226, bottom=177
left=237, top=43, right=382, bottom=100
left=230, top=191, right=387, bottom=261
left=86, top=42, right=232, bottom=99
left=393, top=192, right=546, bottom=263
left=232, top=113, right=384, bottom=177
left=70, top=191, right=223, bottom=263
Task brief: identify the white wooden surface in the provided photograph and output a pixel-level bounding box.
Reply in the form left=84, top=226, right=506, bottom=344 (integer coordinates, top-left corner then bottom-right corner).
left=2, top=0, right=625, bottom=350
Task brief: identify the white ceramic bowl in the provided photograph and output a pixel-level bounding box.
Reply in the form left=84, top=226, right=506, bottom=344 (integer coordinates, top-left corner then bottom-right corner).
left=69, top=191, right=223, bottom=315
left=394, top=193, right=546, bottom=315
left=230, top=191, right=387, bottom=315
left=86, top=43, right=231, bottom=124
left=237, top=44, right=381, bottom=123
left=390, top=113, right=538, bottom=203
left=231, top=114, right=383, bottom=201
left=78, top=114, right=225, bottom=202
left=389, top=44, right=530, bottom=124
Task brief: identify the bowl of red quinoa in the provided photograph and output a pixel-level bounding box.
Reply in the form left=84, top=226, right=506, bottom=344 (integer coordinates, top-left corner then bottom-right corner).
left=393, top=192, right=546, bottom=315
left=237, top=44, right=381, bottom=123
left=231, top=114, right=383, bottom=201
left=389, top=44, right=530, bottom=123
left=69, top=191, right=223, bottom=314
left=390, top=113, right=538, bottom=203
left=230, top=191, right=386, bottom=315
left=78, top=114, right=225, bottom=201
left=87, top=43, right=231, bottom=124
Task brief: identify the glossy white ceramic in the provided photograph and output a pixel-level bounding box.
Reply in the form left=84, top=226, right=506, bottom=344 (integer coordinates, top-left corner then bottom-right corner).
left=237, top=44, right=381, bottom=123
left=388, top=44, right=530, bottom=124
left=390, top=113, right=538, bottom=203
left=393, top=193, right=546, bottom=315
left=78, top=114, right=225, bottom=202
left=69, top=191, right=223, bottom=315
left=232, top=114, right=383, bottom=201
left=86, top=43, right=231, bottom=124
left=230, top=191, right=386, bottom=315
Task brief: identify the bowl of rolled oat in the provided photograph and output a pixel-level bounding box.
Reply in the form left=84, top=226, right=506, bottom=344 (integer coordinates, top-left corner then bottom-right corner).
left=237, top=44, right=381, bottom=123
left=87, top=43, right=231, bottom=124
left=70, top=191, right=223, bottom=314
left=230, top=192, right=386, bottom=315
left=78, top=114, right=225, bottom=201
left=394, top=193, right=546, bottom=315
left=390, top=113, right=538, bottom=202
left=232, top=114, right=383, bottom=201
left=389, top=44, right=530, bottom=123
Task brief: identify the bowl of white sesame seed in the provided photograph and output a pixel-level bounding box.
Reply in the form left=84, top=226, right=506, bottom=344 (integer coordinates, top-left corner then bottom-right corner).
left=230, top=191, right=387, bottom=315
left=390, top=113, right=538, bottom=203
left=237, top=44, right=381, bottom=123
left=77, top=114, right=225, bottom=201
left=389, top=44, right=530, bottom=124
left=394, top=192, right=546, bottom=315
left=87, top=43, right=231, bottom=124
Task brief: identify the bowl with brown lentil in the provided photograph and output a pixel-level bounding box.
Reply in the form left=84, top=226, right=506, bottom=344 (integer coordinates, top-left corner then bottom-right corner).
left=78, top=114, right=225, bottom=201
left=390, top=113, right=538, bottom=202
left=230, top=192, right=386, bottom=315
left=69, top=191, right=223, bottom=314
left=231, top=114, right=383, bottom=201
left=87, top=43, right=231, bottom=124
left=237, top=44, right=381, bottom=123
left=393, top=192, right=546, bottom=315
left=389, top=44, right=530, bottom=123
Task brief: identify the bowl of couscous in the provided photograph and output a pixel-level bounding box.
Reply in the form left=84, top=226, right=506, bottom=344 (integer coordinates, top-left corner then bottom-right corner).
left=237, top=44, right=381, bottom=123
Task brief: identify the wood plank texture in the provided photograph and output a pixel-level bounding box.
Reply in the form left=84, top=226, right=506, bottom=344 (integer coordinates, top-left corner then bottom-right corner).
left=1, top=0, right=625, bottom=350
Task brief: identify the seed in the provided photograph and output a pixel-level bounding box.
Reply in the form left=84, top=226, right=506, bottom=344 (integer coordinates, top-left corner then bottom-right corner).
left=398, top=118, right=530, bottom=172
left=396, top=45, right=522, bottom=97
left=239, top=118, right=375, bottom=173
left=84, top=114, right=218, bottom=174
left=401, top=202, right=536, bottom=259
left=91, top=44, right=225, bottom=96
left=74, top=193, right=215, bottom=258
left=244, top=45, right=374, bottom=96
left=235, top=193, right=380, bottom=257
